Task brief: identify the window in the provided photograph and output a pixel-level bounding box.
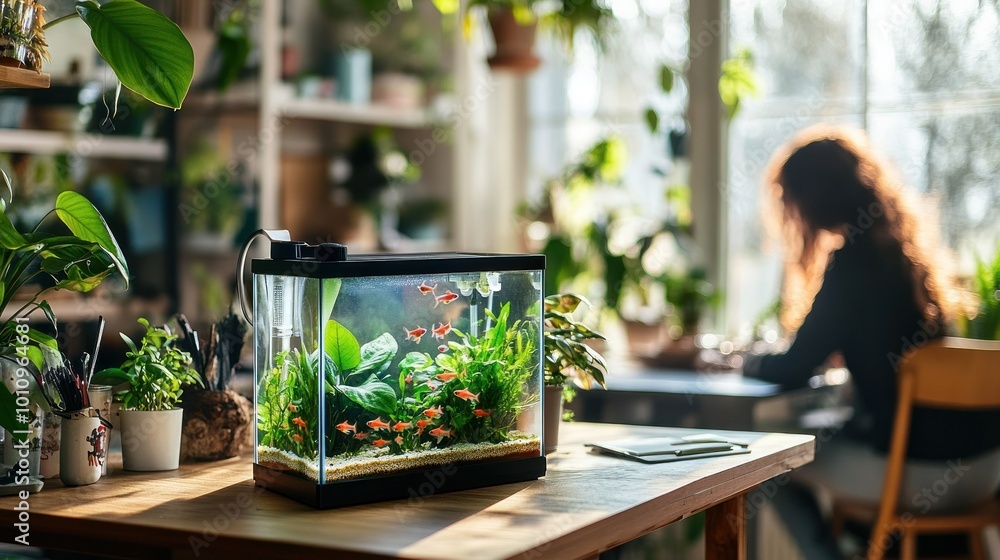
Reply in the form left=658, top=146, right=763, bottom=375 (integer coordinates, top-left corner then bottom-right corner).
left=725, top=0, right=1000, bottom=333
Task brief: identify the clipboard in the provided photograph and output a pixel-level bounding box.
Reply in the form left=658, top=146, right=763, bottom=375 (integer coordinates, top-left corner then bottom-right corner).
left=584, top=435, right=752, bottom=464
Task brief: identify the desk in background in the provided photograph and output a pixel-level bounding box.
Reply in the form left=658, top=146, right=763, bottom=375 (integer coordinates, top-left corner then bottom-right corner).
left=0, top=422, right=814, bottom=560
left=569, top=359, right=850, bottom=432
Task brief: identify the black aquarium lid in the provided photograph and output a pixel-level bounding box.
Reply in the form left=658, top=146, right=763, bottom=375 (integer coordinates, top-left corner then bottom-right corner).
left=251, top=252, right=545, bottom=279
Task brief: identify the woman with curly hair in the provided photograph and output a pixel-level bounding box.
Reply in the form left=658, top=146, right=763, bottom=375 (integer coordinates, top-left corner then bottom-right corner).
left=743, top=125, right=1000, bottom=558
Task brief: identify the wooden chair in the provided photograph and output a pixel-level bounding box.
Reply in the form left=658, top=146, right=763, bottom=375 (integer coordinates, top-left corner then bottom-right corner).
left=832, top=337, right=1000, bottom=560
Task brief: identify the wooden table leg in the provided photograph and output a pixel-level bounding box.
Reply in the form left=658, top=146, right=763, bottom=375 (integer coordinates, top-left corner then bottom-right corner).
left=706, top=493, right=746, bottom=560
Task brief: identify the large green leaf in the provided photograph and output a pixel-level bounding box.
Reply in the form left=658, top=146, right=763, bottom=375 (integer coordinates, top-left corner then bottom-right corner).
left=335, top=374, right=397, bottom=418
left=0, top=209, right=29, bottom=249
left=54, top=191, right=129, bottom=287
left=76, top=0, right=194, bottom=109
left=302, top=279, right=342, bottom=354
left=324, top=319, right=361, bottom=372
left=349, top=333, right=398, bottom=383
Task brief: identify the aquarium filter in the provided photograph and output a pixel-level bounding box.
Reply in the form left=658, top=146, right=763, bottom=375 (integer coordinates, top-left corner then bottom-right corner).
left=237, top=230, right=547, bottom=509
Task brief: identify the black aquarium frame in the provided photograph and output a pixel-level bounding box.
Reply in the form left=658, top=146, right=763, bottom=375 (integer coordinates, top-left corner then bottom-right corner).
left=254, top=455, right=547, bottom=509
left=252, top=252, right=546, bottom=279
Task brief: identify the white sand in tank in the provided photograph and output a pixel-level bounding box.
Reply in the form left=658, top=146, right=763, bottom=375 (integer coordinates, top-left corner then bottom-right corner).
left=257, top=434, right=540, bottom=482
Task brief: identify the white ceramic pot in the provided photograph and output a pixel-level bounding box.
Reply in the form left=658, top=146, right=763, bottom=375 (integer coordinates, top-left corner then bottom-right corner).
left=120, top=408, right=184, bottom=472
left=59, top=408, right=106, bottom=486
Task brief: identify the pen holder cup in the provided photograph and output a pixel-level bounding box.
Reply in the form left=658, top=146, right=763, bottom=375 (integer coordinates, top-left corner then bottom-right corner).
left=59, top=408, right=109, bottom=486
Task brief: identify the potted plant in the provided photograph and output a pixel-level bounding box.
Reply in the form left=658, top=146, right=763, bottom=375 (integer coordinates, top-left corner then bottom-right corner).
left=543, top=293, right=607, bottom=453
left=959, top=249, right=1000, bottom=340
left=173, top=312, right=253, bottom=461
left=470, top=0, right=542, bottom=71
left=0, top=189, right=128, bottom=489
left=93, top=318, right=202, bottom=471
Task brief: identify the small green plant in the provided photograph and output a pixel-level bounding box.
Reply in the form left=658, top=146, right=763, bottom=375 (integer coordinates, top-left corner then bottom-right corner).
left=662, top=268, right=721, bottom=337
left=93, top=318, right=202, bottom=411
left=960, top=249, right=1000, bottom=340
left=543, top=294, right=607, bottom=390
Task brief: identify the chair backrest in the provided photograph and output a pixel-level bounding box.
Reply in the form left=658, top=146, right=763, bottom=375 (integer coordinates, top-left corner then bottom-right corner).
left=901, top=337, right=1000, bottom=410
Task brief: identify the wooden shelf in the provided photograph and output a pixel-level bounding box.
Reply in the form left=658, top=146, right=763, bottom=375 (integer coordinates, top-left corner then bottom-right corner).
left=276, top=97, right=432, bottom=128
left=0, top=129, right=168, bottom=161
left=0, top=66, right=50, bottom=89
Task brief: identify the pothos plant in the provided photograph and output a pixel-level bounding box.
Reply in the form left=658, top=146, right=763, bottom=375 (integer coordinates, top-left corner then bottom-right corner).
left=543, top=294, right=607, bottom=408
left=92, top=318, right=202, bottom=411
left=0, top=189, right=129, bottom=434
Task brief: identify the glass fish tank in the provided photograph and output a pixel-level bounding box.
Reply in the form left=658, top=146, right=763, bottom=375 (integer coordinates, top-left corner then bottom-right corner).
left=239, top=231, right=546, bottom=508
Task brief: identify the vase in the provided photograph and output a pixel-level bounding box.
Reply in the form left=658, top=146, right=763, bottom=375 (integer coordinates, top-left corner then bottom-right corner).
left=486, top=8, right=541, bottom=72
left=0, top=0, right=44, bottom=70
left=120, top=408, right=184, bottom=471
left=59, top=408, right=106, bottom=487
left=543, top=385, right=564, bottom=454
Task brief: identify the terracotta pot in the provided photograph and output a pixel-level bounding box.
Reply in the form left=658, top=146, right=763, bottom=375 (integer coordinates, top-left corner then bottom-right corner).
left=622, top=319, right=666, bottom=357
left=543, top=385, right=564, bottom=454
left=487, top=9, right=541, bottom=72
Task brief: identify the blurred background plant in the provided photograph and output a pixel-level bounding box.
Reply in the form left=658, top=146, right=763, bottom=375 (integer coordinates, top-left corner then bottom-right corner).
left=958, top=247, right=1000, bottom=340
left=180, top=137, right=246, bottom=243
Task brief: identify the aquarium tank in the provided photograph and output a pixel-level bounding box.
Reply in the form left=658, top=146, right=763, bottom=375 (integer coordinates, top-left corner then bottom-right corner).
left=238, top=230, right=546, bottom=508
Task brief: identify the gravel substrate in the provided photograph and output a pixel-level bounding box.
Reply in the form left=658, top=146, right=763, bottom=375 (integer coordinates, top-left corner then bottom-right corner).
left=258, top=434, right=540, bottom=482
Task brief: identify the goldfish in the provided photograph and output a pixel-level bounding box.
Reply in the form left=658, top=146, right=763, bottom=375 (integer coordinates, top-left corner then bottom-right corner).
left=366, top=417, right=391, bottom=430
left=292, top=434, right=304, bottom=443
left=395, top=435, right=403, bottom=445
left=434, top=290, right=459, bottom=308
left=354, top=431, right=370, bottom=440
left=437, top=344, right=448, bottom=353
left=429, top=426, right=454, bottom=440
left=435, top=371, right=459, bottom=382
left=405, top=326, right=428, bottom=343
left=431, top=321, right=452, bottom=340
left=287, top=403, right=298, bottom=412
left=418, top=281, right=437, bottom=295
left=453, top=389, right=479, bottom=402
left=291, top=417, right=308, bottom=429
left=392, top=421, right=412, bottom=432
left=335, top=420, right=356, bottom=434
left=473, top=409, right=492, bottom=418
left=372, top=438, right=391, bottom=448
left=423, top=406, right=444, bottom=419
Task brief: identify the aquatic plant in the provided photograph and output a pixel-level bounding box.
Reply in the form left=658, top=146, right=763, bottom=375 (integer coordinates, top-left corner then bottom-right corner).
left=257, top=348, right=322, bottom=458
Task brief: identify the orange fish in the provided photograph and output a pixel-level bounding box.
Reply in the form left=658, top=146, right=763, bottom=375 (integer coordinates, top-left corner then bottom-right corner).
left=354, top=431, right=370, bottom=440
left=395, top=435, right=403, bottom=445
left=435, top=371, right=459, bottom=382
left=429, top=426, right=454, bottom=440
left=416, top=419, right=431, bottom=430
left=437, top=344, right=448, bottom=353
left=404, top=373, right=413, bottom=384
left=292, top=434, right=304, bottom=443
left=432, top=321, right=452, bottom=340
left=473, top=409, right=492, bottom=418
left=405, top=326, right=428, bottom=343
left=366, top=417, right=391, bottom=430
left=392, top=421, right=412, bottom=432
left=291, top=417, right=308, bottom=429
left=335, top=420, right=356, bottom=434
left=418, top=281, right=437, bottom=295
left=453, top=389, right=479, bottom=402
left=423, top=406, right=444, bottom=419
left=288, top=403, right=298, bottom=412
left=372, top=438, right=391, bottom=448
left=434, top=290, right=459, bottom=308
left=426, top=381, right=439, bottom=391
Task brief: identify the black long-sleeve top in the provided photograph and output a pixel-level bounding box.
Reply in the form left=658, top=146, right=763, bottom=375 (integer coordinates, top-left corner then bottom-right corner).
left=743, top=233, right=1000, bottom=460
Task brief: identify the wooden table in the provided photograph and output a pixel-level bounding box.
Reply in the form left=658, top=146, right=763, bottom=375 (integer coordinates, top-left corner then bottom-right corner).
left=0, top=423, right=814, bottom=560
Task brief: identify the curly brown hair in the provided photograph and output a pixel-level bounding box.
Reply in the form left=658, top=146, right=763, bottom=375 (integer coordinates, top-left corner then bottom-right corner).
left=762, top=124, right=965, bottom=331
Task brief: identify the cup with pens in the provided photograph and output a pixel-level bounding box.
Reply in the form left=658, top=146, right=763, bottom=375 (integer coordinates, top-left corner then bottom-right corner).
left=34, top=318, right=113, bottom=486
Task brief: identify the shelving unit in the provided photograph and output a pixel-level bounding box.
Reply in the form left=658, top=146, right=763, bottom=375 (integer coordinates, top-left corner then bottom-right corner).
left=256, top=1, right=471, bottom=250
left=0, top=66, right=50, bottom=89
left=275, top=97, right=433, bottom=129
left=0, top=129, right=168, bottom=160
